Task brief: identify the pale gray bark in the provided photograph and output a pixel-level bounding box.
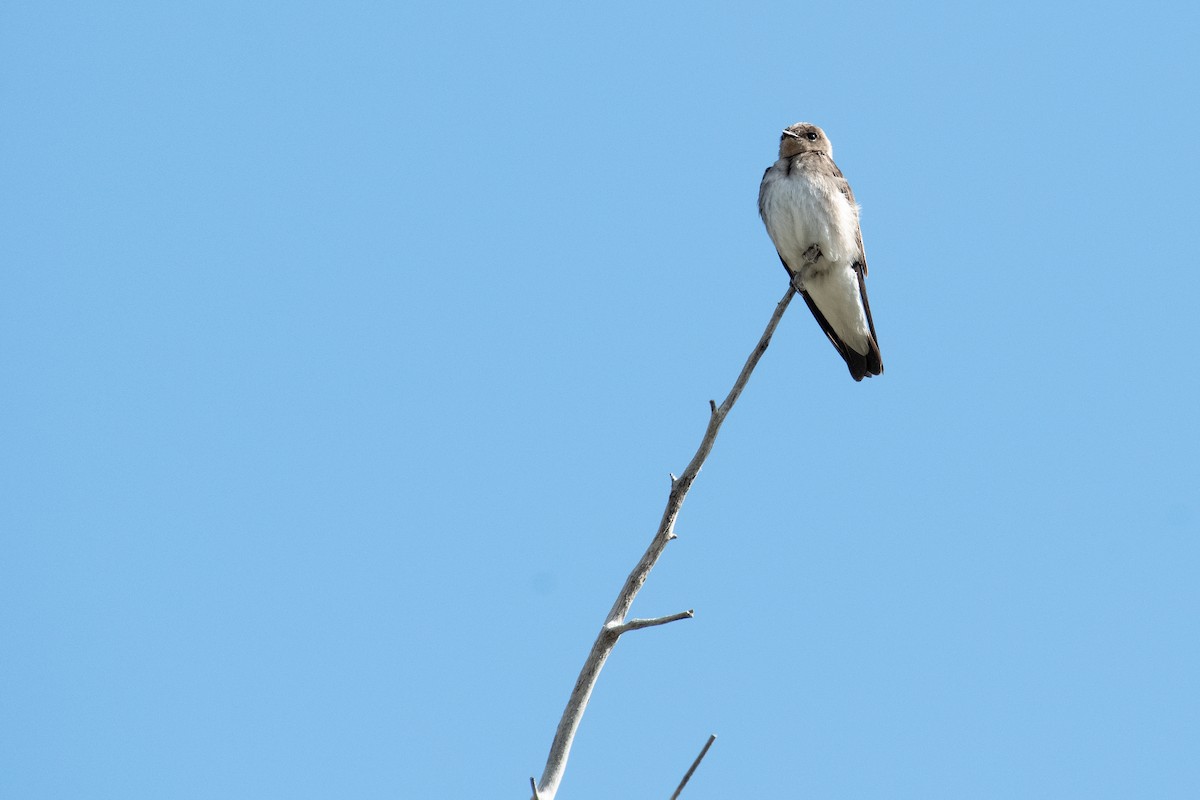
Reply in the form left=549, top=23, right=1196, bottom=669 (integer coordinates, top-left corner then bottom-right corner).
left=531, top=285, right=799, bottom=799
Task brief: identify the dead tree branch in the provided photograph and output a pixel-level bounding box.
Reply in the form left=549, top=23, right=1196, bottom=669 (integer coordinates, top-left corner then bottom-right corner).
left=530, top=285, right=798, bottom=799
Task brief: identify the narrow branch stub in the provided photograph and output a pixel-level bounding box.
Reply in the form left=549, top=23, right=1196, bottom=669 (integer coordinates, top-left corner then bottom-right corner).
left=670, top=734, right=718, bottom=800
left=609, top=609, right=694, bottom=636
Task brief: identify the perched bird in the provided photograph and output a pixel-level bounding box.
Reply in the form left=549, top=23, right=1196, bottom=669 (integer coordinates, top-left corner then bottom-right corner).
left=759, top=122, right=883, bottom=381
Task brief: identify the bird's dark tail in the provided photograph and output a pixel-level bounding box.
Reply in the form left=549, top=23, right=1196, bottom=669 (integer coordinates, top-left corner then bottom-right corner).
left=845, top=335, right=884, bottom=382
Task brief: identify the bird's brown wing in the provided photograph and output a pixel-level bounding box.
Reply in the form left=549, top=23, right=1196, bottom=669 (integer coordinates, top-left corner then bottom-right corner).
left=828, top=159, right=880, bottom=353
left=823, top=157, right=868, bottom=277
left=785, top=154, right=882, bottom=378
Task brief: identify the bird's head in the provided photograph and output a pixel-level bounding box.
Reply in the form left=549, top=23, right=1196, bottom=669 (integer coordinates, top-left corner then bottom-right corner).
left=779, top=122, right=832, bottom=159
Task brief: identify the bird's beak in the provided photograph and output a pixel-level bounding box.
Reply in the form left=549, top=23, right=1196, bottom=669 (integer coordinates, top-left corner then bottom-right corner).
left=781, top=129, right=800, bottom=139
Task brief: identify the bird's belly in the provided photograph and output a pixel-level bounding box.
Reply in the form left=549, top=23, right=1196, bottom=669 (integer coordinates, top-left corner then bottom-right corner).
left=764, top=174, right=858, bottom=268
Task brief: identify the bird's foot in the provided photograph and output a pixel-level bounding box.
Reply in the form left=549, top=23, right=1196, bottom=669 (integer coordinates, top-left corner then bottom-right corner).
left=803, top=244, right=822, bottom=264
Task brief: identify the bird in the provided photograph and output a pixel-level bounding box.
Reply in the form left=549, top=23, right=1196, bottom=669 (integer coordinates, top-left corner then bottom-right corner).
left=758, top=122, right=883, bottom=381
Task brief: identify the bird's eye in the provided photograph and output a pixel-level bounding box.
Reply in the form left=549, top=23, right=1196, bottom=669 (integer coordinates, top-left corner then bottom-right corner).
left=805, top=132, right=818, bottom=141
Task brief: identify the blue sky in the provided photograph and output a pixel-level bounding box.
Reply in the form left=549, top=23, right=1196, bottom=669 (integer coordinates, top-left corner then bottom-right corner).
left=3, top=2, right=1198, bottom=798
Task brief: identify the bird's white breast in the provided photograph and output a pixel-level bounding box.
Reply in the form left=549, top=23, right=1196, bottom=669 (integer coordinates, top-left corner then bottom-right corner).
left=760, top=158, right=872, bottom=354
left=760, top=160, right=860, bottom=270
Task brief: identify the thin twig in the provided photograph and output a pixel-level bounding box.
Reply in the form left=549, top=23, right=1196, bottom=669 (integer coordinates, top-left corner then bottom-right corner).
left=608, top=610, right=694, bottom=636
left=531, top=284, right=798, bottom=800
left=670, top=734, right=717, bottom=800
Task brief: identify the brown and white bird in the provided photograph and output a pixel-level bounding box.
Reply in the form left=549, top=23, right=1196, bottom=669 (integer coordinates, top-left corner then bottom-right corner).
left=759, top=122, right=883, bottom=381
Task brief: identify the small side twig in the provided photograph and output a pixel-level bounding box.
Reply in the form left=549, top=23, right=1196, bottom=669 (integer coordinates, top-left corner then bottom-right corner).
left=531, top=284, right=798, bottom=800
left=670, top=734, right=717, bottom=800
left=608, top=610, right=694, bottom=636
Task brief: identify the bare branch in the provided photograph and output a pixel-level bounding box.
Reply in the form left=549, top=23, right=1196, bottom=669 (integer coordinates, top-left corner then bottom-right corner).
left=670, top=734, right=718, bottom=800
left=608, top=610, right=694, bottom=636
left=531, top=285, right=798, bottom=800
